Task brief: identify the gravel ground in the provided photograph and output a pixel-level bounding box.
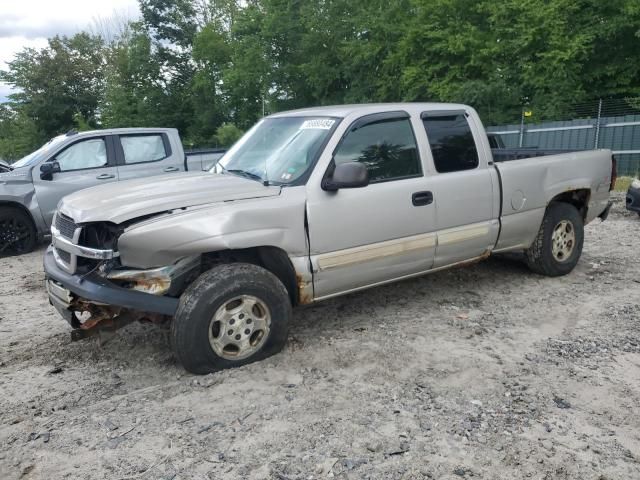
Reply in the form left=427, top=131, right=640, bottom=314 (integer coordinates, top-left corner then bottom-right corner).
left=1, top=193, right=639, bottom=480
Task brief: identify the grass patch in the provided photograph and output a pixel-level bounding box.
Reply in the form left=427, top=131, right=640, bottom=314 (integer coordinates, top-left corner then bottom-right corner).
left=614, top=176, right=636, bottom=192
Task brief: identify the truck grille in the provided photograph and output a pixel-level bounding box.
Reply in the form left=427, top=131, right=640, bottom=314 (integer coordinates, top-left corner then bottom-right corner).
left=55, top=214, right=78, bottom=239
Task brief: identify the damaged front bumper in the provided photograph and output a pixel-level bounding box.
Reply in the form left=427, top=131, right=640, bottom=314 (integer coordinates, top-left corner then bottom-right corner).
left=44, top=247, right=181, bottom=338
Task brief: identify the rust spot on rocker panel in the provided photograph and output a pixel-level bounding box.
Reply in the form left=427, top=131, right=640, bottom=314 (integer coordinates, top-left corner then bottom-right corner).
left=448, top=249, right=492, bottom=270
left=296, top=274, right=314, bottom=305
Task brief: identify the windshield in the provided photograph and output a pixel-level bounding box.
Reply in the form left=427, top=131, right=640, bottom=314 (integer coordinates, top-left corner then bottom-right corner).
left=11, top=135, right=67, bottom=168
left=214, top=116, right=338, bottom=185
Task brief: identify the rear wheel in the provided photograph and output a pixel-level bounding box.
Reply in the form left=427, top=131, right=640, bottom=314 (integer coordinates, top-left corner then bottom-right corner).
left=0, top=207, right=37, bottom=256
left=526, top=202, right=584, bottom=276
left=171, top=263, right=291, bottom=374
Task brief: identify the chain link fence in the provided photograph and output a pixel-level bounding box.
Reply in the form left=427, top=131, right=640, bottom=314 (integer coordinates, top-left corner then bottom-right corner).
left=487, top=97, right=640, bottom=177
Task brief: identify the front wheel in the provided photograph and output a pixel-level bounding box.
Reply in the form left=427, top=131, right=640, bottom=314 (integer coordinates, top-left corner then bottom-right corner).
left=0, top=207, right=37, bottom=256
left=526, top=202, right=584, bottom=277
left=171, top=263, right=291, bottom=374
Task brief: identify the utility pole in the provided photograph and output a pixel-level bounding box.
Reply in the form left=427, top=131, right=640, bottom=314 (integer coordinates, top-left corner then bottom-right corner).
left=594, top=99, right=603, bottom=149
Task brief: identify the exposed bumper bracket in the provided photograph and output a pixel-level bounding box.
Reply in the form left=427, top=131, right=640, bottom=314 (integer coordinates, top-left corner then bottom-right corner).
left=44, top=247, right=179, bottom=319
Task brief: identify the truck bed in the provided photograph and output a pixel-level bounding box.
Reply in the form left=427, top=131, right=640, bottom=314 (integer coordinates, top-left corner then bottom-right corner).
left=491, top=148, right=578, bottom=162
left=493, top=149, right=613, bottom=252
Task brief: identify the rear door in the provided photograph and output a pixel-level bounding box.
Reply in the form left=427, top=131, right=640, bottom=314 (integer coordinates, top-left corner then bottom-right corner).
left=33, top=135, right=118, bottom=227
left=419, top=110, right=500, bottom=267
left=114, top=132, right=184, bottom=181
left=306, top=111, right=438, bottom=299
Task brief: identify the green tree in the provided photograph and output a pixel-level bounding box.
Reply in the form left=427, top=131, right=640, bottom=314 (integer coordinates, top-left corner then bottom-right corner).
left=3, top=0, right=640, bottom=150
left=0, top=33, right=105, bottom=139
left=214, top=122, right=243, bottom=146
left=0, top=105, right=40, bottom=162
left=101, top=24, right=168, bottom=128
left=189, top=21, right=233, bottom=145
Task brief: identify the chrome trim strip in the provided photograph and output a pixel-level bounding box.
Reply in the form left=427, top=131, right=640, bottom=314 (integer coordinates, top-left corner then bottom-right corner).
left=317, top=232, right=437, bottom=271
left=314, top=253, right=490, bottom=302
left=437, top=225, right=490, bottom=246
left=316, top=223, right=491, bottom=272
left=51, top=226, right=119, bottom=261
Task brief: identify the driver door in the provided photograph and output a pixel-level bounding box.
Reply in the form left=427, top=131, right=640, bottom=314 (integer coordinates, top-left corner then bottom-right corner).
left=33, top=135, right=118, bottom=227
left=306, top=112, right=437, bottom=299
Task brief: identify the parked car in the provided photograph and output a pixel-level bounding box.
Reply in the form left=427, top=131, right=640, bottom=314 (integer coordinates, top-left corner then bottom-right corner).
left=626, top=178, right=640, bottom=216
left=44, top=103, right=615, bottom=373
left=0, top=128, right=225, bottom=255
left=184, top=148, right=227, bottom=171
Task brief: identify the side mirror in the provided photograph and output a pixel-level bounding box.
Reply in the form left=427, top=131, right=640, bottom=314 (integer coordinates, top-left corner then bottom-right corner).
left=322, top=162, right=369, bottom=191
left=40, top=161, right=61, bottom=181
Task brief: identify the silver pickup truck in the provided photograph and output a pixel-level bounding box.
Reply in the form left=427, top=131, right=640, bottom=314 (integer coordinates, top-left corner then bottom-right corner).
left=0, top=128, right=225, bottom=255
left=43, top=103, right=615, bottom=374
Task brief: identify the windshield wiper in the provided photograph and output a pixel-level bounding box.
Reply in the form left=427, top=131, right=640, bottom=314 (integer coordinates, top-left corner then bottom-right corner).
left=222, top=168, right=280, bottom=187
left=226, top=169, right=264, bottom=182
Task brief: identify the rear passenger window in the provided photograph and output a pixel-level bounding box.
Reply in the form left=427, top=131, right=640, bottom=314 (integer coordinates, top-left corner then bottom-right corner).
left=120, top=135, right=168, bottom=164
left=422, top=113, right=479, bottom=173
left=334, top=117, right=421, bottom=182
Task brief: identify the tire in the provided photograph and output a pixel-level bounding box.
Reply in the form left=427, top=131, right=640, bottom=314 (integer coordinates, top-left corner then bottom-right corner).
left=525, top=202, right=584, bottom=277
left=0, top=206, right=37, bottom=256
left=171, top=263, right=292, bottom=374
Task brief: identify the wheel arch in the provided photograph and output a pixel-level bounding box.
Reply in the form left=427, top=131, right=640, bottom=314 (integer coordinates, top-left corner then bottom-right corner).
left=0, top=200, right=38, bottom=230
left=201, top=246, right=301, bottom=306
left=548, top=188, right=590, bottom=220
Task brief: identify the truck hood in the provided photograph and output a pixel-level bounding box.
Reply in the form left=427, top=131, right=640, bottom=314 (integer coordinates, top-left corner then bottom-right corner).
left=58, top=172, right=281, bottom=225
left=0, top=166, right=32, bottom=184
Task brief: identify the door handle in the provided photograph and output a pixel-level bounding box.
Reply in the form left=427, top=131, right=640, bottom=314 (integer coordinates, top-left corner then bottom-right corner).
left=412, top=191, right=434, bottom=206
left=96, top=173, right=115, bottom=180
left=163, top=166, right=180, bottom=172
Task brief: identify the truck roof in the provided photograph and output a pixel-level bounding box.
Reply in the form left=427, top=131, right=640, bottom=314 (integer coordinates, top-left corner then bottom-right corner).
left=268, top=102, right=471, bottom=119
left=63, top=127, right=178, bottom=138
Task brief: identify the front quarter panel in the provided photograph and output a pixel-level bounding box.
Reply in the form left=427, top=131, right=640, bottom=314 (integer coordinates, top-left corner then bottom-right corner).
left=0, top=168, right=47, bottom=235
left=117, top=186, right=308, bottom=269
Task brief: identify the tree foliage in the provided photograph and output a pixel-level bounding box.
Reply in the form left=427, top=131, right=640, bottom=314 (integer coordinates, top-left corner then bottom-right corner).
left=1, top=0, right=639, bottom=161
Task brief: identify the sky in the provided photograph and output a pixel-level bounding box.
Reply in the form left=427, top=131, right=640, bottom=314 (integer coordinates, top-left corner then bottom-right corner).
left=0, top=0, right=140, bottom=101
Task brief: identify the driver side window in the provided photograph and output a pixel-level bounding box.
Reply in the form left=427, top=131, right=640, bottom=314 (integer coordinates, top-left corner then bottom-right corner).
left=333, top=117, right=421, bottom=183
left=54, top=138, right=107, bottom=172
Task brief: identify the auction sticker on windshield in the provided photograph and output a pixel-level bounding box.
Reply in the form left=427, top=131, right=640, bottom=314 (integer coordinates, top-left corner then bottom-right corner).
left=300, top=119, right=335, bottom=130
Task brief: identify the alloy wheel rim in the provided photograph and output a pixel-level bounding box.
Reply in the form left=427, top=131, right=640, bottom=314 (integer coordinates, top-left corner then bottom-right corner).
left=551, top=220, right=575, bottom=262
left=0, top=217, right=31, bottom=253
left=208, top=295, right=271, bottom=360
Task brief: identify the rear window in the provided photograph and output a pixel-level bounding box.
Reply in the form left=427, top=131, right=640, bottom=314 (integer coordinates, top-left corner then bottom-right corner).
left=120, top=135, right=168, bottom=164
left=422, top=113, right=479, bottom=173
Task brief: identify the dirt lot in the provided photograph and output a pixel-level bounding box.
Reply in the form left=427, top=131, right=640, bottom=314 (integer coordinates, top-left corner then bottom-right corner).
left=1, top=194, right=639, bottom=480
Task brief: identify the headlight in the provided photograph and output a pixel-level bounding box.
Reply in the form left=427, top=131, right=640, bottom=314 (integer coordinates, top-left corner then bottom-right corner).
left=631, top=179, right=640, bottom=189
